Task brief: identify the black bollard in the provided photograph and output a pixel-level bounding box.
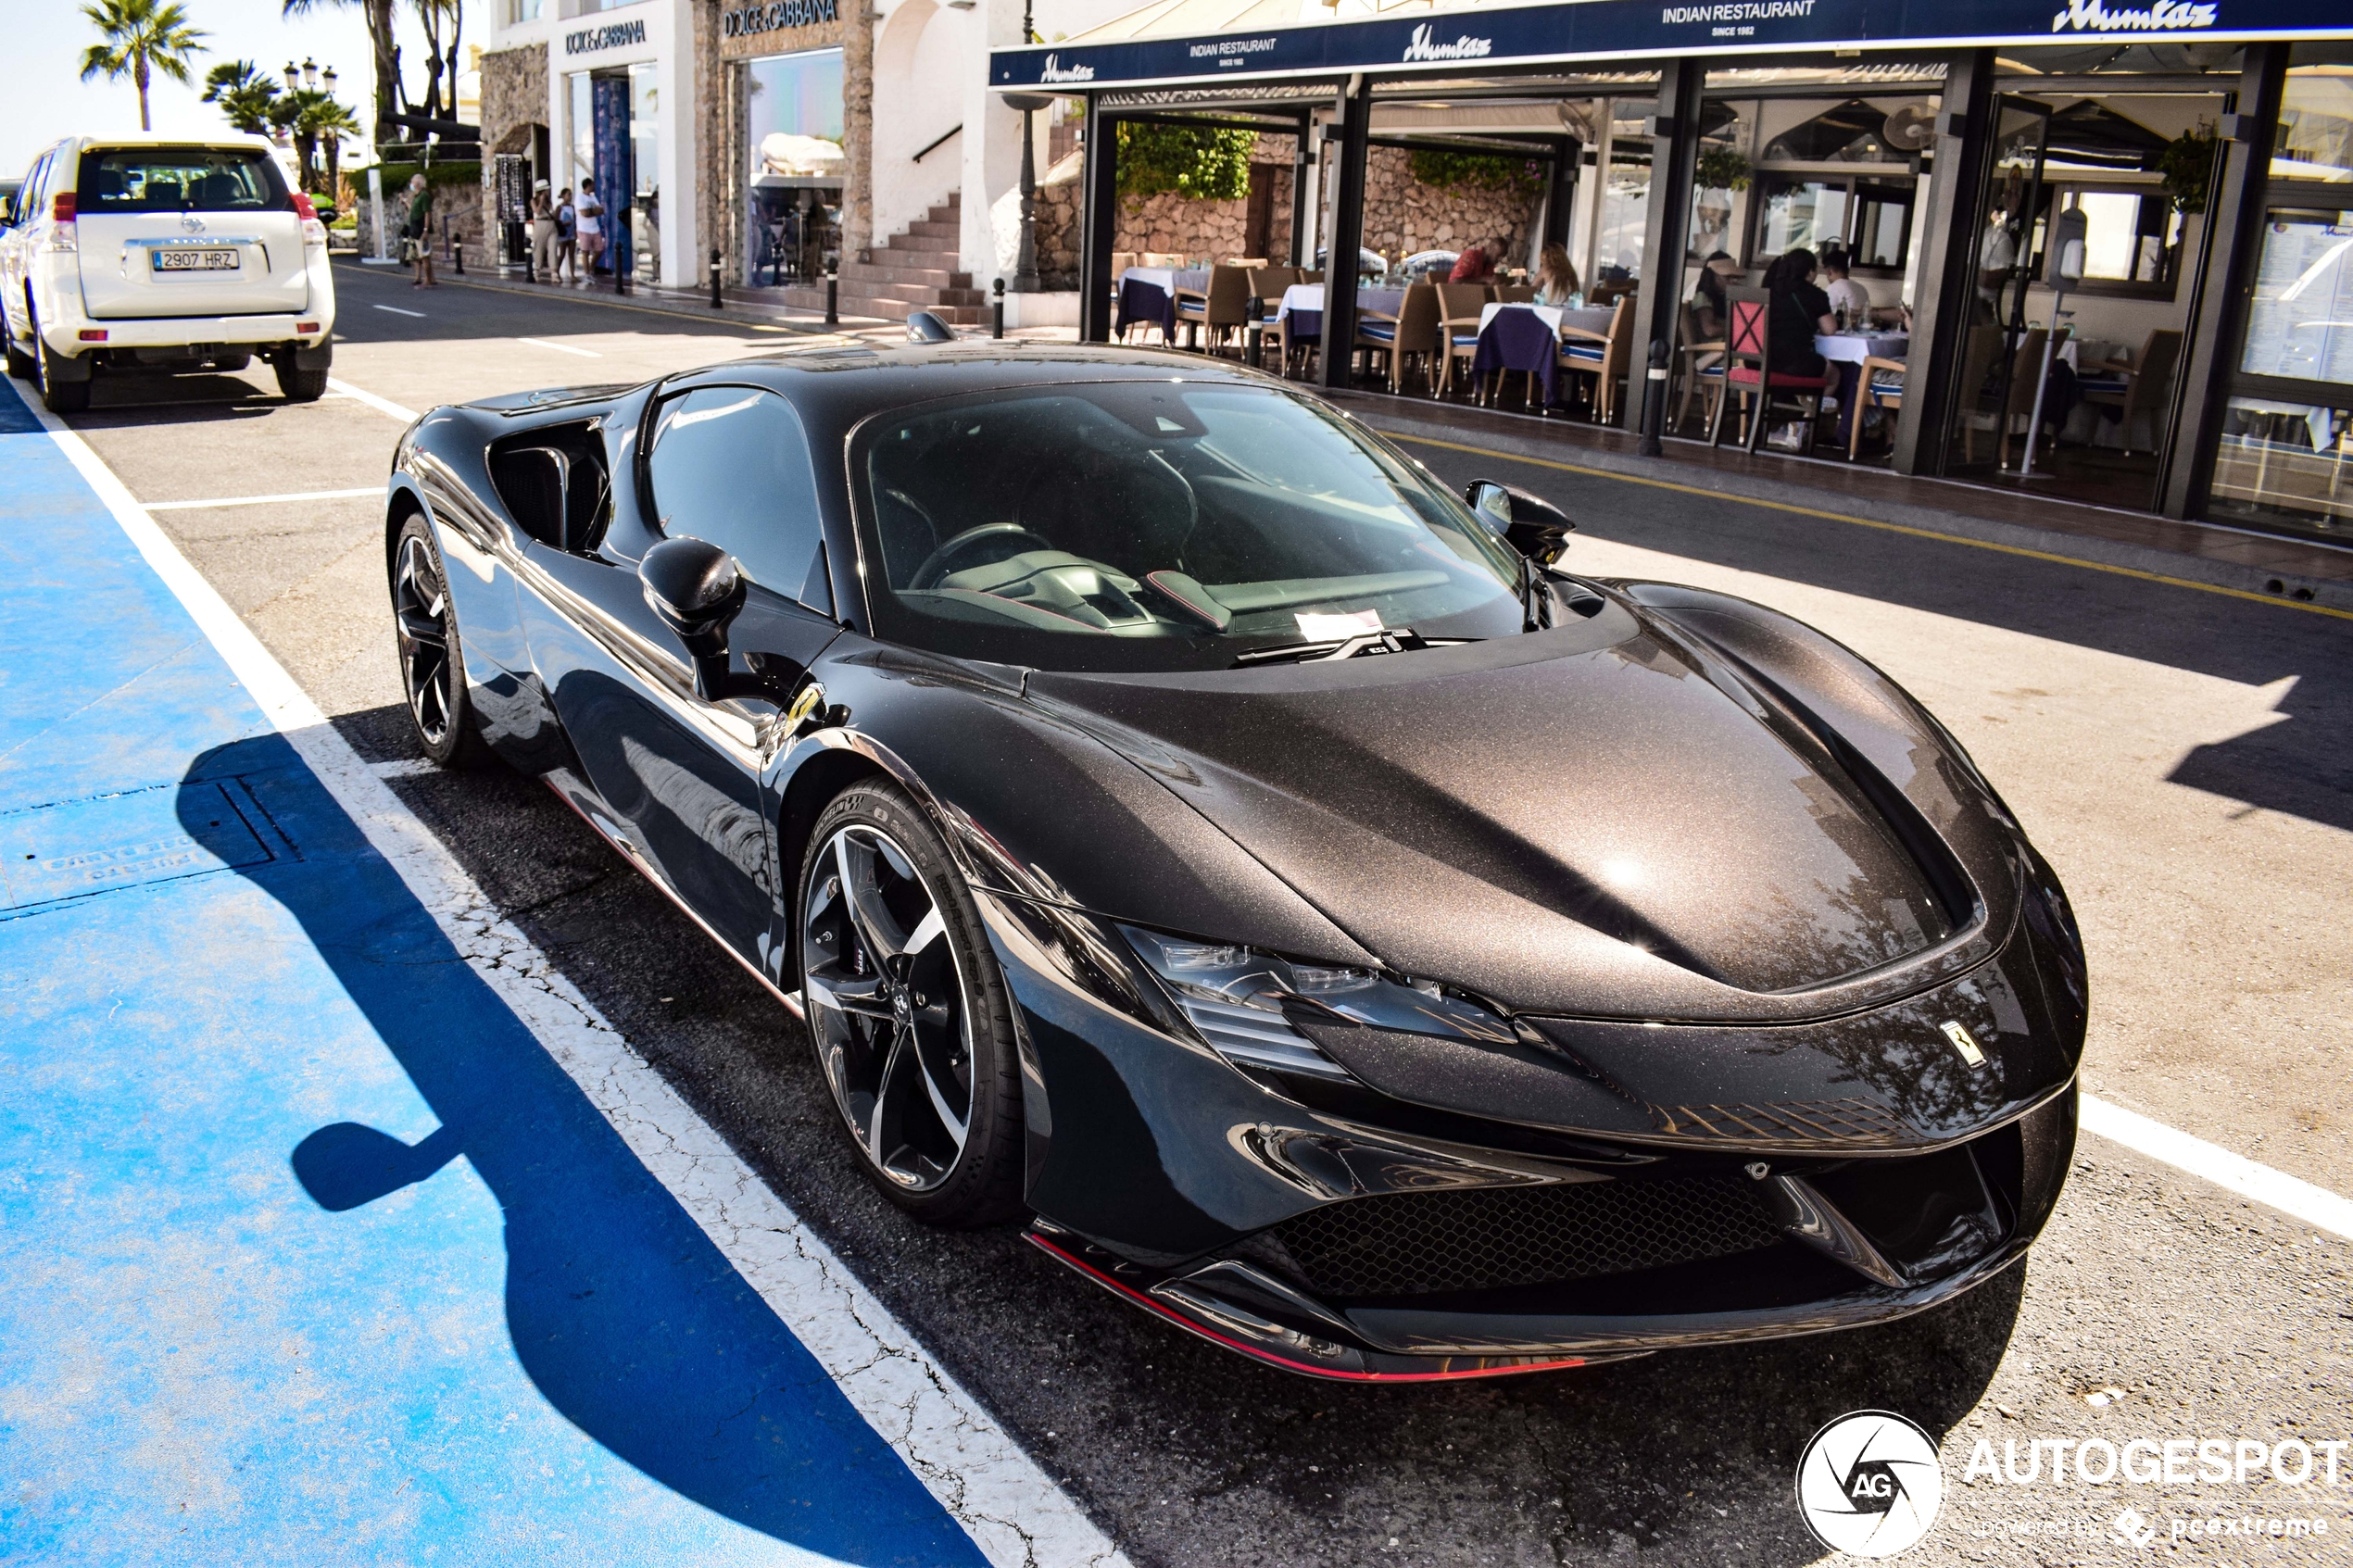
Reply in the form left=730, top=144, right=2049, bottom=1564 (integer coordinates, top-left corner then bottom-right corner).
left=824, top=259, right=838, bottom=327
left=450, top=231, right=463, bottom=275
left=710, top=247, right=723, bottom=309
left=1637, top=337, right=1668, bottom=457
left=991, top=278, right=1005, bottom=341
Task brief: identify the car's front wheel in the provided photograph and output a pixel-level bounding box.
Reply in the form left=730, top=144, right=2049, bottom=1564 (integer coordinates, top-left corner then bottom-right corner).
left=390, top=512, right=491, bottom=769
left=799, top=781, right=1025, bottom=1225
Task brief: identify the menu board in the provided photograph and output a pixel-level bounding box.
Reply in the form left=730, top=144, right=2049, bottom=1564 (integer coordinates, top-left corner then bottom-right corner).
left=2239, top=211, right=2353, bottom=387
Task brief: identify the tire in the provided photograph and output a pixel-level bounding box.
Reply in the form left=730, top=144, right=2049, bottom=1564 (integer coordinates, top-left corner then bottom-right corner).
left=389, top=512, right=493, bottom=770
left=799, top=780, right=1026, bottom=1226
left=33, top=328, right=88, bottom=414
left=276, top=359, right=328, bottom=402
left=4, top=333, right=31, bottom=382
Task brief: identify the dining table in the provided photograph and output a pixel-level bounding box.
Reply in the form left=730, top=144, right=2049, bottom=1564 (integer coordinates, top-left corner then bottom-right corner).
left=1274, top=283, right=1407, bottom=348
left=1815, top=331, right=1910, bottom=450
left=1115, top=267, right=1207, bottom=341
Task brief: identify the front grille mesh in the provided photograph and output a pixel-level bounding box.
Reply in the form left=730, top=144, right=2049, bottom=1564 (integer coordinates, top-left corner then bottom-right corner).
left=1267, top=1177, right=1784, bottom=1298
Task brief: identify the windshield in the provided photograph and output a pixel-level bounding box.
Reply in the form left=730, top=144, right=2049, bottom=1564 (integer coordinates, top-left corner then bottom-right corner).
left=75, top=148, right=292, bottom=214
left=854, top=382, right=1527, bottom=671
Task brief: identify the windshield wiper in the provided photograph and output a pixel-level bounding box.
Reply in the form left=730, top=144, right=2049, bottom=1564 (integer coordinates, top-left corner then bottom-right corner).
left=1234, top=628, right=1479, bottom=667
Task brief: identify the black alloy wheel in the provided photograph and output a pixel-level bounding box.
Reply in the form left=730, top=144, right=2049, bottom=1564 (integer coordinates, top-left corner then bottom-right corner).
left=799, top=782, right=1024, bottom=1224
left=390, top=514, right=488, bottom=768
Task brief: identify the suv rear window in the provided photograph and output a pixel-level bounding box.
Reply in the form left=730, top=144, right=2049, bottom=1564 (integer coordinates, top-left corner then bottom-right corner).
left=74, top=147, right=290, bottom=213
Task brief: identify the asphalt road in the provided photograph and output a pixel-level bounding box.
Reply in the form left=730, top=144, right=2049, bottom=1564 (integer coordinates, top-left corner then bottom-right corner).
left=43, top=256, right=2353, bottom=1565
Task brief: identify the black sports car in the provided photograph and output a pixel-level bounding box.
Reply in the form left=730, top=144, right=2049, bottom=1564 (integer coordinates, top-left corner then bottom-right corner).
left=384, top=341, right=2082, bottom=1382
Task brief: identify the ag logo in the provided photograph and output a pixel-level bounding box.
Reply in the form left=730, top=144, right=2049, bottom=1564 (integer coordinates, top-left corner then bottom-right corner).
left=1794, top=1410, right=1944, bottom=1558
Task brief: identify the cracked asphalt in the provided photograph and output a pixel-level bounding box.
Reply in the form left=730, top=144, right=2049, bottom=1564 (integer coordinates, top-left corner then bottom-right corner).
left=44, top=256, right=2353, bottom=1565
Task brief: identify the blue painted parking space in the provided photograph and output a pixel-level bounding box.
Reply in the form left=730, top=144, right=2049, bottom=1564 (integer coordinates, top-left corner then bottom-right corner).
left=0, top=383, right=988, bottom=1566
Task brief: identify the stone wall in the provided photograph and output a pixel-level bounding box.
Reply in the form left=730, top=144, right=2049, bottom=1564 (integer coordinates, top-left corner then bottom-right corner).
left=355, top=178, right=489, bottom=268
left=1094, top=139, right=1537, bottom=270
left=475, top=43, right=547, bottom=257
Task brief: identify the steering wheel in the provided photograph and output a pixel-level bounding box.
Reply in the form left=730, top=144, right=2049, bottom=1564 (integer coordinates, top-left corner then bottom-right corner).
left=908, top=522, right=1052, bottom=590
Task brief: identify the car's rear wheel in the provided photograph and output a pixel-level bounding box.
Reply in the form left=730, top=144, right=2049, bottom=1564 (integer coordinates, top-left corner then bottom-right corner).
left=390, top=513, right=491, bottom=769
left=799, top=782, right=1025, bottom=1225
left=32, top=324, right=88, bottom=414
left=276, top=357, right=328, bottom=402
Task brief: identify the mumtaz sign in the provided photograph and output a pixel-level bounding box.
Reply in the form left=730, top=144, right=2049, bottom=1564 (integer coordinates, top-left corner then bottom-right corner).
left=994, top=0, right=2332, bottom=90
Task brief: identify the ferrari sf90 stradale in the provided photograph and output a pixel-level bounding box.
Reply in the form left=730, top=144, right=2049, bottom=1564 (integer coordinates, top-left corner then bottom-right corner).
left=384, top=340, right=2082, bottom=1380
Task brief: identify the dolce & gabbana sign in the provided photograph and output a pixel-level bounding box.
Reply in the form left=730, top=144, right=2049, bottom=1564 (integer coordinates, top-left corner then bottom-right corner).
left=723, top=0, right=840, bottom=38
left=565, top=18, right=647, bottom=55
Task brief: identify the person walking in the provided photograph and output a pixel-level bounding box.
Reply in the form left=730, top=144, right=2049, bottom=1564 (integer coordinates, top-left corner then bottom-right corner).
left=575, top=177, right=605, bottom=287
left=530, top=180, right=556, bottom=281
left=403, top=172, right=436, bottom=289
left=554, top=187, right=576, bottom=283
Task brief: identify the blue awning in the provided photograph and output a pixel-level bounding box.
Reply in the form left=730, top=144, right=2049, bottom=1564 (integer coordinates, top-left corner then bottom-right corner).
left=991, top=0, right=2344, bottom=93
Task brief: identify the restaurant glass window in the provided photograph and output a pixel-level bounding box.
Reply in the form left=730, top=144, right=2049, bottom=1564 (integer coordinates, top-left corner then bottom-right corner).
left=2205, top=206, right=2353, bottom=537
left=2274, top=61, right=2353, bottom=182
left=628, top=60, right=660, bottom=284
left=1687, top=100, right=1752, bottom=262
left=741, top=47, right=843, bottom=287
left=1595, top=100, right=1654, bottom=285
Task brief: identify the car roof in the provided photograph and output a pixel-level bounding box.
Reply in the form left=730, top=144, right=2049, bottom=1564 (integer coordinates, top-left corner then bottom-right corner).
left=674, top=340, right=1301, bottom=428
left=69, top=133, right=279, bottom=150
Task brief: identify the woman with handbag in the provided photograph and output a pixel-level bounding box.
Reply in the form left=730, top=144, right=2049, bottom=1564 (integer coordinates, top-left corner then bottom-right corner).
left=404, top=173, right=436, bottom=289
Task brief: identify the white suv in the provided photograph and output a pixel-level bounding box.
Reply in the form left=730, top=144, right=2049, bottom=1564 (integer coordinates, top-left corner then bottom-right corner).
left=0, top=134, right=336, bottom=413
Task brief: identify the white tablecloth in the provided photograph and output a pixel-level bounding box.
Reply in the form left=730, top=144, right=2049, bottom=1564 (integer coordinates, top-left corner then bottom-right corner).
left=1814, top=332, right=1910, bottom=365
left=1121, top=266, right=1208, bottom=294
left=1276, top=283, right=1324, bottom=325
left=1480, top=302, right=1564, bottom=334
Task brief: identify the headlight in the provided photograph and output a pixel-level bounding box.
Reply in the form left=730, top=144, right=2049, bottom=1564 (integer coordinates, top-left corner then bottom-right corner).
left=1119, top=925, right=1516, bottom=1082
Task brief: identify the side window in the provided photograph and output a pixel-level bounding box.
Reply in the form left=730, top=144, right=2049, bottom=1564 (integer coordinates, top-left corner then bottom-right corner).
left=19, top=154, right=52, bottom=223
left=646, top=385, right=831, bottom=613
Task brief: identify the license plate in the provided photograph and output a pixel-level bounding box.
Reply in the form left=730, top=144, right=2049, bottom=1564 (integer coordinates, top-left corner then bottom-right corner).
left=153, top=248, right=240, bottom=271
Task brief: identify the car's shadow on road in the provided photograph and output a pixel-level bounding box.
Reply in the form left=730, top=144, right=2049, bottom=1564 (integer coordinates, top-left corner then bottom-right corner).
left=177, top=729, right=991, bottom=1568
left=322, top=703, right=2022, bottom=1567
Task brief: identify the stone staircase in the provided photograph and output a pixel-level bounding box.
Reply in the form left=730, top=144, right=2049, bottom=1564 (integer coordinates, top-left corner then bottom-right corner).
left=785, top=193, right=987, bottom=325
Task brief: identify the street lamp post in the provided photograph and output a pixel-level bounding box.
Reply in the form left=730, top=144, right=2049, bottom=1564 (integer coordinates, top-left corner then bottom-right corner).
left=1000, top=0, right=1050, bottom=295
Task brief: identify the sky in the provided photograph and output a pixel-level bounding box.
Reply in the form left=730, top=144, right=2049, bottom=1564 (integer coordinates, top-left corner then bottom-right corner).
left=8, top=0, right=487, bottom=178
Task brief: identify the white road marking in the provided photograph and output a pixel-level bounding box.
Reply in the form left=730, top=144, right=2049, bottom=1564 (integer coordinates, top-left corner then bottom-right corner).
left=325, top=377, right=421, bottom=423
left=13, top=375, right=1128, bottom=1568
left=517, top=336, right=602, bottom=358
left=145, top=486, right=381, bottom=510
left=372, top=304, right=426, bottom=318
left=2081, top=1094, right=2353, bottom=1241
left=368, top=757, right=442, bottom=779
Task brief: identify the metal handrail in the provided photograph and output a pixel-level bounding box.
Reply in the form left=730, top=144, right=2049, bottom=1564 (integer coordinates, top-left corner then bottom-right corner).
left=912, top=124, right=962, bottom=164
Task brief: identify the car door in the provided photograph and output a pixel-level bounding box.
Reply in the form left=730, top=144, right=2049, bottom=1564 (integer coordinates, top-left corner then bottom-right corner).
left=1, top=151, right=52, bottom=336
left=522, top=382, right=841, bottom=977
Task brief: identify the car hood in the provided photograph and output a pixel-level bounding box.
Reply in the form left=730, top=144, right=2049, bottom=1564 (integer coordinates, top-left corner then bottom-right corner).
left=1023, top=601, right=2001, bottom=1022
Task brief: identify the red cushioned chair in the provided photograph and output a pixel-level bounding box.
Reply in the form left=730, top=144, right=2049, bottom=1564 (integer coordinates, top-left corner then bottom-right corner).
left=1709, top=286, right=1838, bottom=456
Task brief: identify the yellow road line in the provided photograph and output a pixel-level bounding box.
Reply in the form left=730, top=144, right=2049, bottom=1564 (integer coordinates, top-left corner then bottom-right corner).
left=1384, top=430, right=2353, bottom=623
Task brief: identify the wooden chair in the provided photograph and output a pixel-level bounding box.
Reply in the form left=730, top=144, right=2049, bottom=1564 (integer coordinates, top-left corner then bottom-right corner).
left=2079, top=328, right=2182, bottom=456
left=1588, top=279, right=1636, bottom=307
left=1110, top=251, right=1139, bottom=341
left=1435, top=282, right=1493, bottom=399
left=1559, top=296, right=1635, bottom=425
left=1674, top=299, right=1726, bottom=435
left=1852, top=354, right=1906, bottom=460
left=1709, top=287, right=1838, bottom=453
left=1139, top=251, right=1185, bottom=268
left=1494, top=282, right=1538, bottom=305
left=1353, top=282, right=1439, bottom=393
left=1222, top=257, right=1267, bottom=269
left=1175, top=264, right=1252, bottom=355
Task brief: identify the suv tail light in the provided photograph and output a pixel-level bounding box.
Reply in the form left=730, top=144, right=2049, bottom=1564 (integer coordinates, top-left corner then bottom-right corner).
left=46, top=192, right=77, bottom=252
left=293, top=191, right=327, bottom=247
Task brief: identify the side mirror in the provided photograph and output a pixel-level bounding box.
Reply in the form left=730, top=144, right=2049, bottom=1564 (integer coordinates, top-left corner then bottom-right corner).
left=906, top=310, right=955, bottom=344
left=1463, top=479, right=1575, bottom=565
left=640, top=535, right=747, bottom=700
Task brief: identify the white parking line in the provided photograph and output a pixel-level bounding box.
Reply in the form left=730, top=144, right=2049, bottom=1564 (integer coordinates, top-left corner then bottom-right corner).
left=517, top=336, right=602, bottom=358
left=145, top=487, right=381, bottom=510
left=2082, top=1094, right=2353, bottom=1240
left=15, top=375, right=1128, bottom=1568
left=372, top=304, right=425, bottom=318
left=368, top=757, right=442, bottom=779
left=324, top=377, right=421, bottom=423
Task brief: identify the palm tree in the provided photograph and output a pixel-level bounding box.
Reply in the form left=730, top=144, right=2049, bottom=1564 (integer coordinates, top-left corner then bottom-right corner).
left=201, top=59, right=279, bottom=136
left=414, top=0, right=461, bottom=121
left=283, top=0, right=404, bottom=148
left=283, top=89, right=362, bottom=194
left=80, top=0, right=208, bottom=133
